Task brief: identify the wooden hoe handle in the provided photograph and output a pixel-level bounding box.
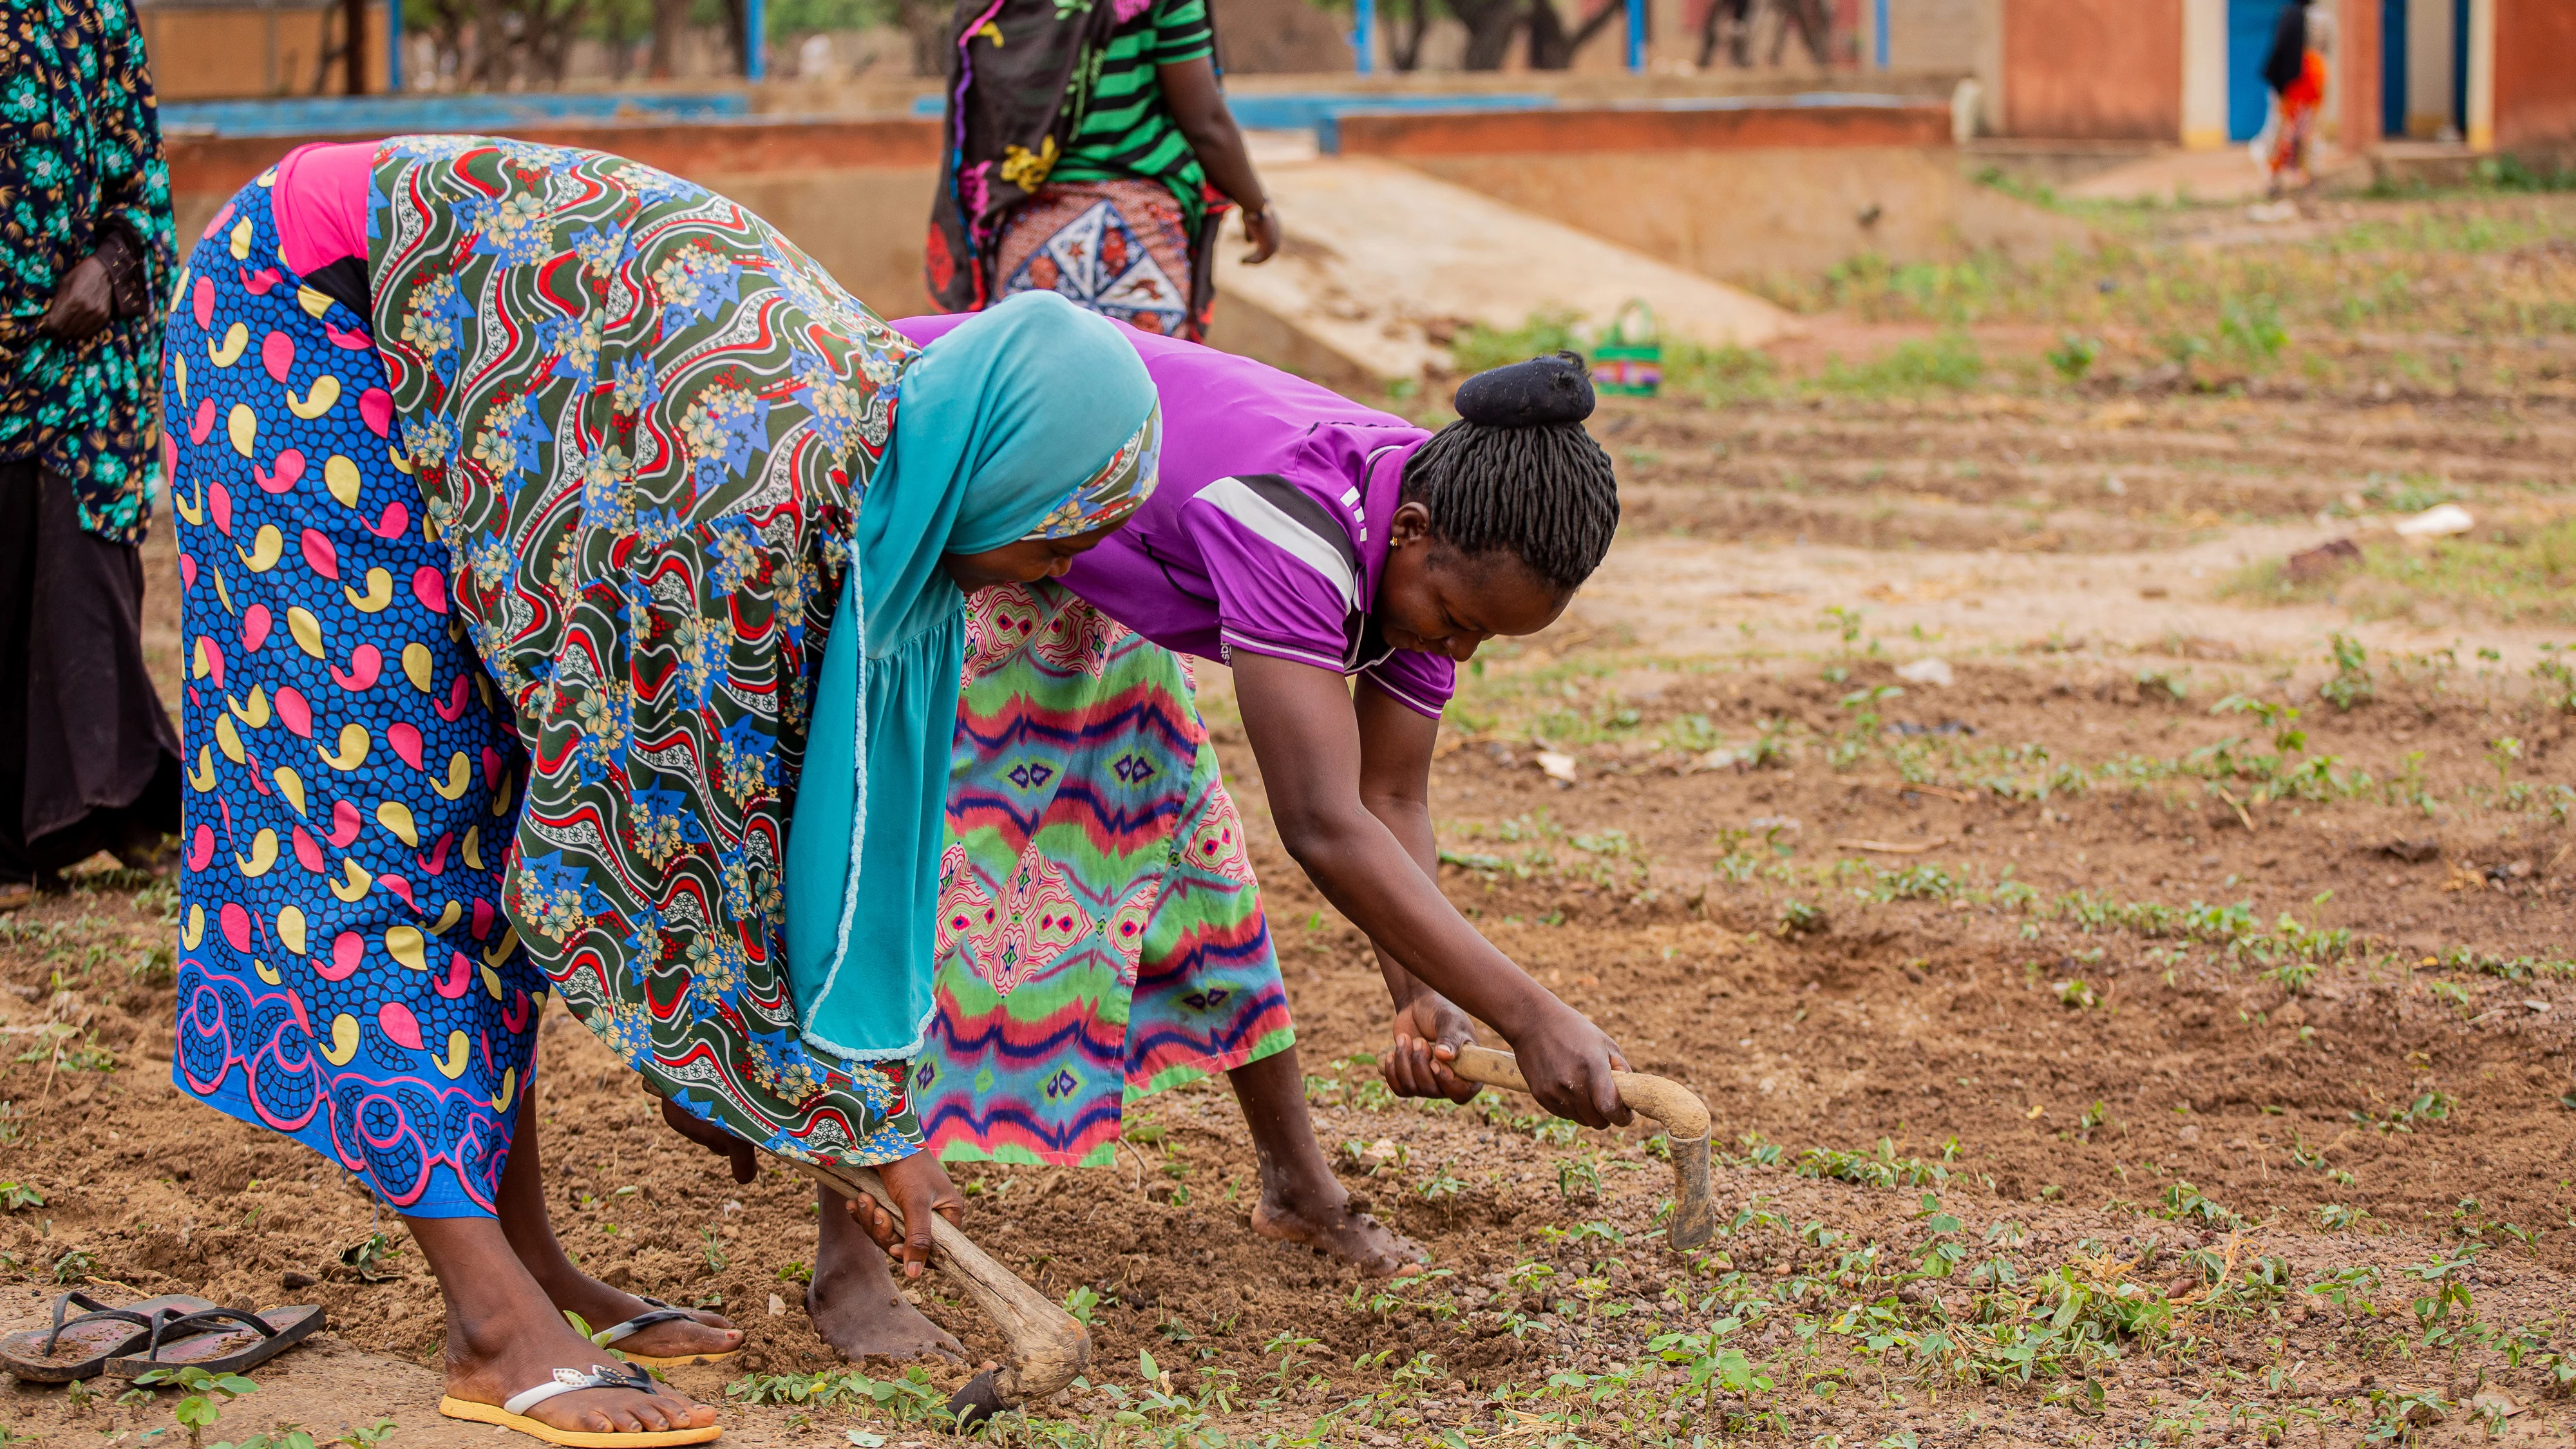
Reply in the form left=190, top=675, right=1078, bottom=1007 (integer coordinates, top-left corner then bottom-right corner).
left=774, top=1155, right=1088, bottom=1422
left=1446, top=1045, right=1718, bottom=1251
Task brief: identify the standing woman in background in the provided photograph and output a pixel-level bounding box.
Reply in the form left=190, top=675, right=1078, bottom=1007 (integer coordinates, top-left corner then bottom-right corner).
left=2261, top=2, right=2331, bottom=196
left=0, top=0, right=182, bottom=910
left=923, top=0, right=1280, bottom=340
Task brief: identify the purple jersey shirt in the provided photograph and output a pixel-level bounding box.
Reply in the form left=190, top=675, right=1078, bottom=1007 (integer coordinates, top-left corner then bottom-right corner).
left=893, top=315, right=1457, bottom=717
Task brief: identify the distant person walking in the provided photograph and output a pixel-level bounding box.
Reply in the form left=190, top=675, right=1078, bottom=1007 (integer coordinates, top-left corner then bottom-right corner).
left=2262, top=2, right=2329, bottom=196
left=925, top=0, right=1279, bottom=341
left=0, top=0, right=182, bottom=911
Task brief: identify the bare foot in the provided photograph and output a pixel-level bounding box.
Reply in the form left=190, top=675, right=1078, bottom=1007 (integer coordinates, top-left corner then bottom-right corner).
left=1252, top=1185, right=1425, bottom=1277
left=810, top=1184, right=965, bottom=1365
left=444, top=1317, right=717, bottom=1435
left=538, top=1269, right=742, bottom=1363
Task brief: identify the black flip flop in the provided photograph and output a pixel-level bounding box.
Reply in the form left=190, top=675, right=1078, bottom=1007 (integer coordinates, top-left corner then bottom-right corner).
left=1, top=1292, right=217, bottom=1383
left=106, top=1304, right=325, bottom=1379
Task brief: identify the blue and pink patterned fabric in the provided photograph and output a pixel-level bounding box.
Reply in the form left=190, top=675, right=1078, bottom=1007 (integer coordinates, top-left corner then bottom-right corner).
left=165, top=173, right=542, bottom=1215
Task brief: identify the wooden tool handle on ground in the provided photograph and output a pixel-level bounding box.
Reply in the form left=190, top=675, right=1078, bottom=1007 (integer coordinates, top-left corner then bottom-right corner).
left=779, top=1157, right=1088, bottom=1405
left=1447, top=1044, right=1718, bottom=1251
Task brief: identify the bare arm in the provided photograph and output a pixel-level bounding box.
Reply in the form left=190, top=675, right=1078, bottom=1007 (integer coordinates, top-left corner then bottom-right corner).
left=1156, top=55, right=1280, bottom=263
left=1232, top=652, right=1629, bottom=1126
left=1353, top=681, right=1482, bottom=1102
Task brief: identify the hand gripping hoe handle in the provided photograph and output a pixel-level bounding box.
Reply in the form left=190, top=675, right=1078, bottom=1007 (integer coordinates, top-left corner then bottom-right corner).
left=1446, top=1045, right=1718, bottom=1251
left=777, top=1156, right=1088, bottom=1430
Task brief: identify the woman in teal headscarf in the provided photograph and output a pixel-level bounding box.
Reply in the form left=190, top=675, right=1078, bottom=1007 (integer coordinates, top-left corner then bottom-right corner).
left=782, top=285, right=1162, bottom=1203
left=174, top=129, right=1155, bottom=1443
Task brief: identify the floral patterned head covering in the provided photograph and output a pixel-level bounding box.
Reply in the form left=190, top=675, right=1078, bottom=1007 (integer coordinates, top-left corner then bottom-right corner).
left=1021, top=402, right=1160, bottom=541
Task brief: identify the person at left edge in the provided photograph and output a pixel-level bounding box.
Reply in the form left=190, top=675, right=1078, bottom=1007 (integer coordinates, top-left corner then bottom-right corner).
left=0, top=0, right=183, bottom=913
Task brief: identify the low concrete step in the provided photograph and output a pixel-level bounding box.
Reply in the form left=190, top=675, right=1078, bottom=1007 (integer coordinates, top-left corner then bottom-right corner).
left=1208, top=150, right=1797, bottom=388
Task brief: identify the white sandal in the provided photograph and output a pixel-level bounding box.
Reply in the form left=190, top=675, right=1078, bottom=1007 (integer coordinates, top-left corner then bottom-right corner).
left=437, top=1362, right=721, bottom=1446
left=585, top=1296, right=741, bottom=1368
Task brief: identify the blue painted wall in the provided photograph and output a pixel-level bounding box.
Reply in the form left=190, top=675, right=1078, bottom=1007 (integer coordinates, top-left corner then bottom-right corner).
left=2228, top=0, right=2299, bottom=141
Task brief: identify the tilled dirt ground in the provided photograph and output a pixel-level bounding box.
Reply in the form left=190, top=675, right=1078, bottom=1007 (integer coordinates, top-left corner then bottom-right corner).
left=10, top=260, right=2576, bottom=1449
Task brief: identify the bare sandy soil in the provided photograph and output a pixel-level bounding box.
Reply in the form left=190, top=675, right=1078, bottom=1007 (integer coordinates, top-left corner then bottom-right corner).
left=8, top=318, right=2576, bottom=1449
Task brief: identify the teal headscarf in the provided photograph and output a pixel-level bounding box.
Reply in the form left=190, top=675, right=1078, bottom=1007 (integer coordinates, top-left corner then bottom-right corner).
left=786, top=291, right=1160, bottom=1063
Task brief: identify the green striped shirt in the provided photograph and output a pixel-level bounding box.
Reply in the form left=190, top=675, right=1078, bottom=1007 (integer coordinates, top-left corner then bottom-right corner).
left=1050, top=0, right=1213, bottom=218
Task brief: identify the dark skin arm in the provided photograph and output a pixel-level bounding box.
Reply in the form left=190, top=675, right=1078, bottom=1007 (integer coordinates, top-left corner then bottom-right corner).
left=1156, top=55, right=1280, bottom=264
left=1352, top=683, right=1483, bottom=1104
left=1232, top=652, right=1631, bottom=1128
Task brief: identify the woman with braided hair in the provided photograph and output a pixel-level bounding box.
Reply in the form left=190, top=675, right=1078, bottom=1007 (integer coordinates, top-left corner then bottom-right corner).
left=710, top=330, right=1633, bottom=1359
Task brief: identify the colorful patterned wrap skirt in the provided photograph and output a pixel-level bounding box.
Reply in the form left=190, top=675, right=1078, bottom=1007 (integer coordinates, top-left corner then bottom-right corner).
left=993, top=178, right=1211, bottom=343
left=166, top=173, right=545, bottom=1215
left=365, top=138, right=927, bottom=1169
left=918, top=580, right=1293, bottom=1168
left=167, top=138, right=929, bottom=1217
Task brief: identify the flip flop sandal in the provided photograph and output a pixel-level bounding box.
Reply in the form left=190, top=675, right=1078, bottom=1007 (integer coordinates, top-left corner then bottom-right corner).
left=586, top=1296, right=740, bottom=1368
left=104, top=1304, right=325, bottom=1379
left=1, top=1292, right=217, bottom=1382
left=438, top=1361, right=722, bottom=1446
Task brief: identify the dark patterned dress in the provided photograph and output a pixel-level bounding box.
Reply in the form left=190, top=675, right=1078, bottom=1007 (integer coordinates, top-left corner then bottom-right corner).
left=0, top=0, right=173, bottom=540
left=0, top=0, right=182, bottom=887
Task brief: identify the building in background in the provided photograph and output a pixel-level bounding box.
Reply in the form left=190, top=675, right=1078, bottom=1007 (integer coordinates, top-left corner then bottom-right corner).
left=1942, top=0, right=2572, bottom=158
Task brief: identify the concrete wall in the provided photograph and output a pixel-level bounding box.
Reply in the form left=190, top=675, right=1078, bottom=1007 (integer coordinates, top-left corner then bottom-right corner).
left=142, top=5, right=389, bottom=100
left=2000, top=0, right=2183, bottom=140
left=1884, top=0, right=1982, bottom=75
left=1331, top=99, right=1953, bottom=153
left=2494, top=0, right=2576, bottom=155
left=1330, top=103, right=2090, bottom=283
left=1212, top=0, right=1358, bottom=73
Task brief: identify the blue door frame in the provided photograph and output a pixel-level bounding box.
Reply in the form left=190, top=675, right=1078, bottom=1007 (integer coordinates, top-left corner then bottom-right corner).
left=2227, top=0, right=2299, bottom=142
left=2380, top=0, right=2406, bottom=136
left=2450, top=0, right=2468, bottom=133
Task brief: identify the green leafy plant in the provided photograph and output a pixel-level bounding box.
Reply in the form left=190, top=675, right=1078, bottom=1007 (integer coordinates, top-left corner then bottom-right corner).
left=339, top=1231, right=399, bottom=1283
left=2320, top=633, right=2375, bottom=710
left=2046, top=332, right=2101, bottom=382
left=1063, top=1284, right=1101, bottom=1325
left=132, top=1365, right=260, bottom=1449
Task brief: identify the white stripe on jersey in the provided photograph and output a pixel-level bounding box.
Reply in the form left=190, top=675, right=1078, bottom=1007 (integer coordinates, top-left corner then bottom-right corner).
left=1192, top=476, right=1363, bottom=612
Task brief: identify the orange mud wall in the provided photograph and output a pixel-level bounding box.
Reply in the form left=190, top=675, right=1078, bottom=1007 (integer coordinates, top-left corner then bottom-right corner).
left=2000, top=0, right=2183, bottom=140
left=2336, top=0, right=2381, bottom=157
left=142, top=7, right=390, bottom=100
left=2495, top=0, right=2576, bottom=154
left=1331, top=104, right=2089, bottom=283
left=167, top=122, right=943, bottom=315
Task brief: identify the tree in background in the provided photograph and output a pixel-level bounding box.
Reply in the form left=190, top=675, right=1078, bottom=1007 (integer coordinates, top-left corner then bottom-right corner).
left=1523, top=0, right=1617, bottom=68
left=1358, top=0, right=1615, bottom=71
left=413, top=0, right=590, bottom=84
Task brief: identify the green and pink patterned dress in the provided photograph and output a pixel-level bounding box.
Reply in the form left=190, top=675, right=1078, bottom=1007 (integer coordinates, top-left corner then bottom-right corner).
left=919, top=579, right=1291, bottom=1167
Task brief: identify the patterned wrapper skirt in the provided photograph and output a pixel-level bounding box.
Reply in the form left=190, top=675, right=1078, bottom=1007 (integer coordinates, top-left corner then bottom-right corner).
left=367, top=138, right=925, bottom=1171
left=166, top=139, right=929, bottom=1217
left=164, top=173, right=545, bottom=1215
left=993, top=178, right=1214, bottom=343
left=918, top=580, right=1293, bottom=1168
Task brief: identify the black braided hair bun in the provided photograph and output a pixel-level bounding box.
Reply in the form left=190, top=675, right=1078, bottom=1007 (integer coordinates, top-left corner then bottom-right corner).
left=1401, top=351, right=1618, bottom=592
left=1451, top=349, right=1596, bottom=428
